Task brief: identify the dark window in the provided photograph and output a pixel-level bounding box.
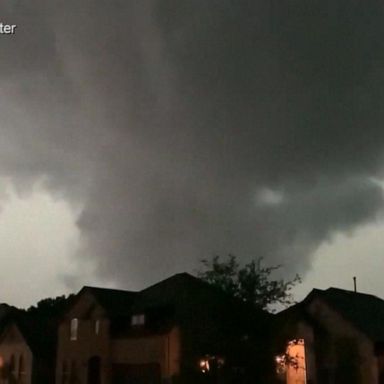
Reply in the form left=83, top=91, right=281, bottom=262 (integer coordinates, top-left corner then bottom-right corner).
left=131, top=314, right=145, bottom=326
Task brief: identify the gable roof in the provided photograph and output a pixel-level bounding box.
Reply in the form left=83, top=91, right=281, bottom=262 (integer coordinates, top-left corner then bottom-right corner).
left=305, top=287, right=384, bottom=342
left=0, top=312, right=57, bottom=359
left=138, top=272, right=213, bottom=306
left=138, top=272, right=241, bottom=309
left=80, top=273, right=241, bottom=315
left=0, top=304, right=18, bottom=330
left=15, top=313, right=57, bottom=358
left=71, top=273, right=270, bottom=336
left=79, top=286, right=137, bottom=317
left=137, top=272, right=270, bottom=326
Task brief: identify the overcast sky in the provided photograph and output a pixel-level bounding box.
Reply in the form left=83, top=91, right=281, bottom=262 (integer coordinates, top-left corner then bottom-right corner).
left=1, top=0, right=384, bottom=307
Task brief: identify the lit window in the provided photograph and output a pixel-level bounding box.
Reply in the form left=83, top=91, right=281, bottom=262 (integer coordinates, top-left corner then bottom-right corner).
left=131, top=314, right=145, bottom=326
left=95, top=320, right=100, bottom=335
left=70, top=318, right=78, bottom=341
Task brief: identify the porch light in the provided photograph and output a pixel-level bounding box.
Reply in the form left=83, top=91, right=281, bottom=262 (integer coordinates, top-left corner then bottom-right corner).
left=199, top=355, right=225, bottom=373
left=199, top=358, right=210, bottom=373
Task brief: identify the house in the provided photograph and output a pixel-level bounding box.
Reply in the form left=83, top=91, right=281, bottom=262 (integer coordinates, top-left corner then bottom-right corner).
left=56, top=273, right=271, bottom=384
left=274, top=287, right=384, bottom=384
left=0, top=312, right=57, bottom=384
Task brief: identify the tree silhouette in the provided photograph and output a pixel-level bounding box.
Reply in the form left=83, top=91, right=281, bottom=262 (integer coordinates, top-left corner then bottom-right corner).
left=198, top=255, right=301, bottom=310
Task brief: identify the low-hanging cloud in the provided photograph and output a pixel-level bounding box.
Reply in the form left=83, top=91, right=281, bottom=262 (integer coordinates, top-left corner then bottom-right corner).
left=0, top=0, right=384, bottom=289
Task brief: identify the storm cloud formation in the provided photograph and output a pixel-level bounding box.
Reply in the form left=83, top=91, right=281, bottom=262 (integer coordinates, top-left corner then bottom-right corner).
left=1, top=0, right=384, bottom=288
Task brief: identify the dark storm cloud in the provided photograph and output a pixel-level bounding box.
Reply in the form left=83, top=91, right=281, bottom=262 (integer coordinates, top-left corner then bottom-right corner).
left=0, top=0, right=384, bottom=287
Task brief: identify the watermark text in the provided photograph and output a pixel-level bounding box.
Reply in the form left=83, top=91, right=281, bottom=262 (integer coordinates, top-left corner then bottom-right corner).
left=0, top=23, right=16, bottom=35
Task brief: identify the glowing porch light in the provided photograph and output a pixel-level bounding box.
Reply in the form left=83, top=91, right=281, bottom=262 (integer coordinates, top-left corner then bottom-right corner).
left=199, top=355, right=225, bottom=373
left=199, top=358, right=210, bottom=373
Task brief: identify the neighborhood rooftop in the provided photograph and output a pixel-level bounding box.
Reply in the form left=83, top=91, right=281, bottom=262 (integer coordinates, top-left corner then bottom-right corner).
left=308, top=287, right=384, bottom=342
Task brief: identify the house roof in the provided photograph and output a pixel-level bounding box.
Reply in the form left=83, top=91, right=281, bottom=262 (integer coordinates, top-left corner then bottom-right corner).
left=82, top=272, right=254, bottom=315
left=138, top=272, right=266, bottom=313
left=74, top=273, right=270, bottom=338
left=137, top=273, right=271, bottom=333
left=306, top=287, right=384, bottom=342
left=137, top=272, right=215, bottom=307
left=0, top=304, right=18, bottom=330
left=80, top=286, right=137, bottom=317
left=0, top=311, right=57, bottom=360
left=14, top=313, right=57, bottom=359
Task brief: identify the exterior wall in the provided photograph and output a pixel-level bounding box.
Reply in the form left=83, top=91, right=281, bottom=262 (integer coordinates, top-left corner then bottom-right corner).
left=0, top=324, right=33, bottom=384
left=56, top=291, right=111, bottom=384
left=110, top=327, right=180, bottom=380
left=307, top=298, right=378, bottom=384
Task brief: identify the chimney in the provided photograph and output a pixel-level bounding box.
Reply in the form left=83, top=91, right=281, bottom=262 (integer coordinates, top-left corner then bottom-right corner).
left=353, top=276, right=357, bottom=292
